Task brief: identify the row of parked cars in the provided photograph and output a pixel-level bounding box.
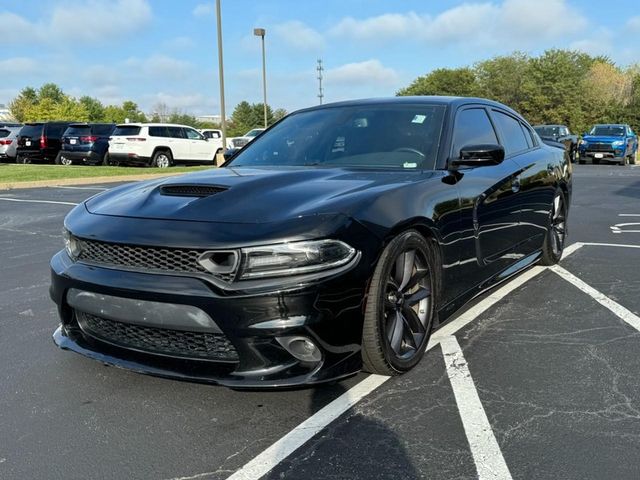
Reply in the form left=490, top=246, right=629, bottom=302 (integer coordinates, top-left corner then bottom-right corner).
left=533, top=123, right=638, bottom=165
left=0, top=121, right=266, bottom=168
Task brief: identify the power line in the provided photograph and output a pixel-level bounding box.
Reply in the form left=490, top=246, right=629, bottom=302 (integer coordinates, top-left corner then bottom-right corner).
left=317, top=59, right=324, bottom=105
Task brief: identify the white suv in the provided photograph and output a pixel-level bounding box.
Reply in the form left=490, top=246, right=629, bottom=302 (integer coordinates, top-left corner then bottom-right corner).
left=109, top=123, right=219, bottom=168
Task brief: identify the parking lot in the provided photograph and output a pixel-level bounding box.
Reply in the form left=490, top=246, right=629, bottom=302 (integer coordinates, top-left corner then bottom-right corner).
left=1, top=164, right=640, bottom=480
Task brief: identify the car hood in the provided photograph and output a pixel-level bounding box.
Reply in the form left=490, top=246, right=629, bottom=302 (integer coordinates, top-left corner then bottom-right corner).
left=582, top=135, right=625, bottom=143
left=85, top=166, right=431, bottom=224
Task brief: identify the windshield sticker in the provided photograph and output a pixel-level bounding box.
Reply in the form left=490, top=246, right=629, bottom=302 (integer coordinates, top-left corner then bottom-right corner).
left=403, top=162, right=418, bottom=168
left=412, top=115, right=426, bottom=124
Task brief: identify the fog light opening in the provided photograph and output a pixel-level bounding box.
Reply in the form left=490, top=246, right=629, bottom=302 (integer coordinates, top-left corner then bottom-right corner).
left=277, top=336, right=322, bottom=363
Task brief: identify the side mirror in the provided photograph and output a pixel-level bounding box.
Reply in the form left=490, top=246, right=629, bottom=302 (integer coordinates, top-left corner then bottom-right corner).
left=451, top=144, right=505, bottom=168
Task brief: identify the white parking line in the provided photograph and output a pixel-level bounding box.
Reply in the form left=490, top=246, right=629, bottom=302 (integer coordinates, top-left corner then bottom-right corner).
left=550, top=265, right=640, bottom=333
left=441, top=336, right=513, bottom=480
left=581, top=242, right=640, bottom=249
left=0, top=197, right=78, bottom=206
left=225, top=374, right=390, bottom=480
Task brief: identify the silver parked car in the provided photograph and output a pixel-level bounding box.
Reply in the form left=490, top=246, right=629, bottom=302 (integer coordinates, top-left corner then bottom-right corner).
left=0, top=126, right=22, bottom=162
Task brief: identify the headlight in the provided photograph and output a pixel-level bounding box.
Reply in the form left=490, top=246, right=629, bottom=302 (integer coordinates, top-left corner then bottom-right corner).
left=238, top=240, right=356, bottom=280
left=612, top=140, right=625, bottom=147
left=62, top=228, right=83, bottom=260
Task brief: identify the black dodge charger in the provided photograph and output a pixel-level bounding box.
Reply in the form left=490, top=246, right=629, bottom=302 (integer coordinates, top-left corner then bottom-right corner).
left=51, top=97, right=571, bottom=388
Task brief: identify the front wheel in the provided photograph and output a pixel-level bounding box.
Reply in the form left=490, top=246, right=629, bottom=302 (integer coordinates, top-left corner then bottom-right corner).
left=361, top=230, right=437, bottom=375
left=539, top=190, right=567, bottom=266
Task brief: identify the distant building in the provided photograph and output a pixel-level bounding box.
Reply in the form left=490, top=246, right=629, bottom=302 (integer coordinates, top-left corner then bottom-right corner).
left=196, top=114, right=223, bottom=124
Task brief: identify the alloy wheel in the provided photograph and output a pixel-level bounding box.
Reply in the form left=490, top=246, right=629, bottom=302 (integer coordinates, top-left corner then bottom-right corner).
left=60, top=155, right=72, bottom=166
left=383, top=249, right=432, bottom=360
left=156, top=154, right=170, bottom=168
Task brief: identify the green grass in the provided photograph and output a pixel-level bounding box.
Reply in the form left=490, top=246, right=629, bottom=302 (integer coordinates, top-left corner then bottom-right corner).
left=0, top=164, right=212, bottom=183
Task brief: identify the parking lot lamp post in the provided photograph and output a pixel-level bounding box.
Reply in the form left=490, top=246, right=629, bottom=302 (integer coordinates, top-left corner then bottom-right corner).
left=216, top=0, right=227, bottom=158
left=254, top=28, right=268, bottom=128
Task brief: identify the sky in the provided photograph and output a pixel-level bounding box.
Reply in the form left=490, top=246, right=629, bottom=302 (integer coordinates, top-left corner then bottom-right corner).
left=1, top=0, right=639, bottom=116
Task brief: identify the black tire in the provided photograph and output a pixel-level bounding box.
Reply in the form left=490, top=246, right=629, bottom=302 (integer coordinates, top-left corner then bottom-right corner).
left=578, top=159, right=585, bottom=165
left=102, top=153, right=111, bottom=166
left=55, top=152, right=73, bottom=166
left=152, top=150, right=172, bottom=168
left=623, top=155, right=630, bottom=166
left=17, top=155, right=31, bottom=164
left=539, top=189, right=567, bottom=266
left=362, top=230, right=437, bottom=375
left=592, top=158, right=600, bottom=165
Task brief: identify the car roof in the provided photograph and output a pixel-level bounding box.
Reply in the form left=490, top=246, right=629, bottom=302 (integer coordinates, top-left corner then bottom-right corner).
left=593, top=124, right=627, bottom=127
left=293, top=95, right=522, bottom=117
left=533, top=124, right=566, bottom=128
left=115, top=123, right=198, bottom=128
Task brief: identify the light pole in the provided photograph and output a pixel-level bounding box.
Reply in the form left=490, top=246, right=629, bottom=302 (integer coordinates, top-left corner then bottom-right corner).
left=253, top=27, right=268, bottom=128
left=216, top=0, right=227, bottom=161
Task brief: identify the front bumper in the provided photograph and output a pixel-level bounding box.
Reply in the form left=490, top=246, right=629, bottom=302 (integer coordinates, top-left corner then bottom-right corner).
left=579, top=147, right=625, bottom=161
left=50, top=248, right=369, bottom=388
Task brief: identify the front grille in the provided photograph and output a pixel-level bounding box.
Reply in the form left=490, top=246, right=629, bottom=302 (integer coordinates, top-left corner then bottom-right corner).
left=587, top=143, right=614, bottom=152
left=76, top=311, right=239, bottom=361
left=77, top=239, right=209, bottom=274
left=160, top=185, right=227, bottom=197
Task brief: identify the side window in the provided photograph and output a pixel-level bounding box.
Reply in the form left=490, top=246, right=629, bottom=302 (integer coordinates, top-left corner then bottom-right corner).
left=492, top=111, right=529, bottom=156
left=185, top=128, right=203, bottom=140
left=149, top=126, right=169, bottom=137
left=169, top=127, right=185, bottom=139
left=452, top=108, right=498, bottom=157
left=521, top=123, right=537, bottom=148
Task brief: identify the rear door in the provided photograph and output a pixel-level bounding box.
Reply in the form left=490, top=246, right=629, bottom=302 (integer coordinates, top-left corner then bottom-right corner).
left=167, top=127, right=188, bottom=160
left=63, top=125, right=91, bottom=153
left=45, top=123, right=69, bottom=158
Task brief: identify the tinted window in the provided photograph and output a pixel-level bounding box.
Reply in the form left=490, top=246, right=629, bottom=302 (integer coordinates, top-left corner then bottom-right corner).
left=168, top=127, right=185, bottom=138
left=0, top=129, right=10, bottom=138
left=452, top=108, right=498, bottom=157
left=113, top=126, right=141, bottom=136
left=230, top=105, right=446, bottom=169
left=64, top=126, right=91, bottom=136
left=185, top=128, right=203, bottom=140
left=522, top=123, right=537, bottom=147
left=149, top=126, right=169, bottom=137
left=492, top=111, right=529, bottom=155
left=46, top=123, right=68, bottom=137
left=92, top=124, right=115, bottom=136
left=20, top=124, right=44, bottom=137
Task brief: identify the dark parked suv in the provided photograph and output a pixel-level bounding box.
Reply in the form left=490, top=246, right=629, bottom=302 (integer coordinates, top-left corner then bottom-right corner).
left=58, top=123, right=116, bottom=165
left=16, top=121, right=72, bottom=164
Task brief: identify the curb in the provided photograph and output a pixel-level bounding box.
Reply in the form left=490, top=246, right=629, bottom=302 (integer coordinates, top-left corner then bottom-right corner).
left=0, top=172, right=181, bottom=191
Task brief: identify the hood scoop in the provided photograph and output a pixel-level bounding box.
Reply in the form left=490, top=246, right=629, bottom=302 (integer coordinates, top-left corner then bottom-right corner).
left=159, top=184, right=228, bottom=198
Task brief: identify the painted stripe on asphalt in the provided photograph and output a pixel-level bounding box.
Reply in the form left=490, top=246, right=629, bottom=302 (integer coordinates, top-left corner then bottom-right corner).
left=225, top=374, right=390, bottom=480
left=50, top=185, right=108, bottom=191
left=0, top=197, right=78, bottom=206
left=441, top=335, right=512, bottom=480
left=550, top=265, right=640, bottom=333
left=581, top=242, right=640, bottom=249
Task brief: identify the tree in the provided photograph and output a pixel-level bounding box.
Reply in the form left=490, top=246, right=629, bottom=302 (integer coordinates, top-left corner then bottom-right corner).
left=396, top=67, right=477, bottom=97
left=9, top=87, right=37, bottom=122
left=474, top=52, right=534, bottom=110
left=229, top=101, right=254, bottom=136
left=121, top=101, right=146, bottom=122
left=273, top=108, right=288, bottom=121
left=38, top=83, right=66, bottom=103
left=79, top=96, right=105, bottom=122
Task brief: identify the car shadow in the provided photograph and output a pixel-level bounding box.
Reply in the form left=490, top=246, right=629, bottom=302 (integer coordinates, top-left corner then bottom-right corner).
left=264, top=380, right=421, bottom=479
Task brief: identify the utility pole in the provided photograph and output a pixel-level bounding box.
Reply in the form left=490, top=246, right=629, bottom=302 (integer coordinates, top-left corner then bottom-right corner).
left=254, top=28, right=268, bottom=128
left=317, top=58, right=324, bottom=105
left=215, top=0, right=227, bottom=161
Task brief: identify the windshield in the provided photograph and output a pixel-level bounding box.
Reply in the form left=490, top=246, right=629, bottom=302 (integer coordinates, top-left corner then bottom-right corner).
left=591, top=125, right=625, bottom=136
left=20, top=124, right=43, bottom=137
left=228, top=104, right=446, bottom=170
left=113, top=125, right=141, bottom=136
left=245, top=129, right=264, bottom=138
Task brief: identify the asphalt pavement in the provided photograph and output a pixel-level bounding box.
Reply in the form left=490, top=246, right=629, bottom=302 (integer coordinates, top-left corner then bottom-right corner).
left=1, top=165, right=639, bottom=480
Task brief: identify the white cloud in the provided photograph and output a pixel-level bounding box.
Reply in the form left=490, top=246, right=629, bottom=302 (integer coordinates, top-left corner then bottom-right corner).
left=0, top=58, right=38, bottom=76
left=326, top=59, right=399, bottom=87
left=0, top=0, right=151, bottom=44
left=144, top=92, right=216, bottom=111
left=193, top=3, right=214, bottom=17
left=124, top=55, right=193, bottom=78
left=164, top=36, right=196, bottom=49
left=274, top=20, right=325, bottom=51
left=329, top=0, right=588, bottom=47
left=626, top=16, right=640, bottom=32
